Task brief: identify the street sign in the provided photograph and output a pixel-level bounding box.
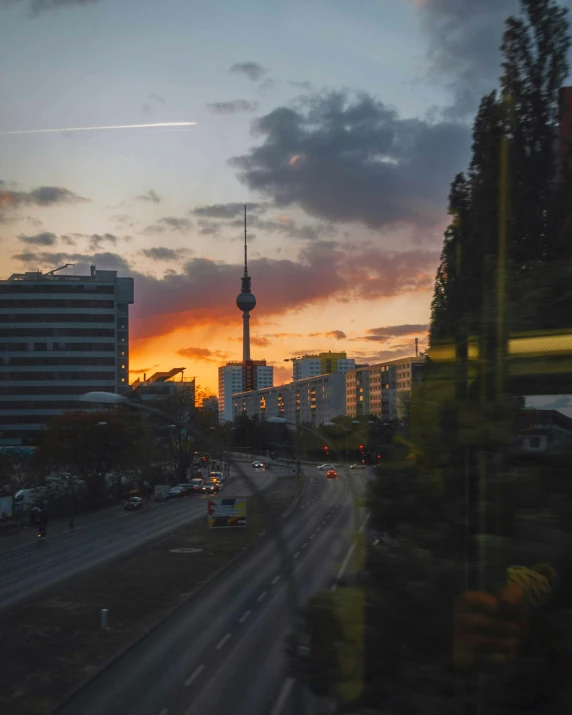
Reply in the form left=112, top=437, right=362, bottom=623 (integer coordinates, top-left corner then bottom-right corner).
left=208, top=498, right=247, bottom=528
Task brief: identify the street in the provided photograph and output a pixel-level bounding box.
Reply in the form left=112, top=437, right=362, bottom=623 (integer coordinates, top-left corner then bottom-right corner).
left=0, top=462, right=282, bottom=613
left=52, top=468, right=371, bottom=715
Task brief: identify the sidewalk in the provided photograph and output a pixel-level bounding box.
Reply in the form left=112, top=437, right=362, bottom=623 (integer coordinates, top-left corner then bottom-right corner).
left=0, top=500, right=130, bottom=553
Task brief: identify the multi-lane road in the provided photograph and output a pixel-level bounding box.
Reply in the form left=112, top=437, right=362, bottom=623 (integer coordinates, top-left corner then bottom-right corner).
left=0, top=462, right=281, bottom=612
left=53, top=468, right=372, bottom=715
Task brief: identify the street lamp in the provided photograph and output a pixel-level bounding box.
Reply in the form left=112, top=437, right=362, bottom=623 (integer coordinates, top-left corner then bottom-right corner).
left=68, top=420, right=108, bottom=529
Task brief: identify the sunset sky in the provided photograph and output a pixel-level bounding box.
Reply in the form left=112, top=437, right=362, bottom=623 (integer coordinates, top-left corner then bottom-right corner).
left=0, top=0, right=557, bottom=395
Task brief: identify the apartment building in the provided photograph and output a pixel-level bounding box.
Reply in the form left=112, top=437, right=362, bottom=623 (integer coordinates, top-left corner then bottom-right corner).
left=218, top=361, right=273, bottom=423
left=291, top=351, right=356, bottom=381
left=0, top=267, right=134, bottom=446
left=233, top=372, right=346, bottom=426
left=346, top=356, right=424, bottom=421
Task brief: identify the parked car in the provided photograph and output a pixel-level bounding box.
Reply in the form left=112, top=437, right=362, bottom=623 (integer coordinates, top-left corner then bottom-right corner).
left=317, top=464, right=336, bottom=471
left=124, top=496, right=144, bottom=511
left=350, top=463, right=366, bottom=470
left=326, top=469, right=338, bottom=480
left=252, top=461, right=265, bottom=468
left=168, top=486, right=186, bottom=499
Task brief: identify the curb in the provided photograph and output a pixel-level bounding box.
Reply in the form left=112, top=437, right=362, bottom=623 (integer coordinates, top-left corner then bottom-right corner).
left=47, top=475, right=302, bottom=715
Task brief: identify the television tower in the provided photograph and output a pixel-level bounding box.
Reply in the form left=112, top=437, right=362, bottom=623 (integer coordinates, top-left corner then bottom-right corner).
left=236, top=205, right=256, bottom=363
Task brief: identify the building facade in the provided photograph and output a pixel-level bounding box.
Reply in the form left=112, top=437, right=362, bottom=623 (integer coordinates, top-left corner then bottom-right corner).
left=291, top=352, right=356, bottom=381
left=233, top=372, right=346, bottom=426
left=346, top=356, right=424, bottom=421
left=130, top=368, right=195, bottom=403
left=0, top=267, right=134, bottom=446
left=218, top=361, right=273, bottom=423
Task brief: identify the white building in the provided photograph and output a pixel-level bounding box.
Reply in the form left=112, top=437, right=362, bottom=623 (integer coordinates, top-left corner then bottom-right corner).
left=291, top=352, right=356, bottom=381
left=233, top=372, right=346, bottom=426
left=0, top=266, right=134, bottom=446
left=218, top=361, right=273, bottom=423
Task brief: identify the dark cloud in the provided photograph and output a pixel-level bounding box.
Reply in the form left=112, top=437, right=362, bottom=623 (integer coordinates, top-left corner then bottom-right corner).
left=198, top=222, right=221, bottom=237
left=415, top=0, right=519, bottom=118
left=229, top=214, right=328, bottom=241
left=0, top=185, right=88, bottom=212
left=229, top=62, right=268, bottom=82
left=136, top=189, right=161, bottom=204
left=364, top=324, right=429, bottom=341
left=327, top=330, right=346, bottom=340
left=0, top=0, right=102, bottom=16
left=158, top=216, right=193, bottom=232
left=89, top=233, right=117, bottom=250
left=17, top=231, right=57, bottom=246
left=230, top=91, right=470, bottom=231
left=176, top=347, right=232, bottom=362
left=12, top=250, right=130, bottom=272
left=251, top=336, right=271, bottom=347
left=111, top=213, right=136, bottom=229
left=190, top=202, right=266, bottom=219
left=207, top=99, right=259, bottom=115
left=141, top=247, right=189, bottom=261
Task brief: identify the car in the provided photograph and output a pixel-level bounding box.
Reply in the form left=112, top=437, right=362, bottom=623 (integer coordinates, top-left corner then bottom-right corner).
left=350, top=463, right=367, bottom=470
left=124, top=496, right=144, bottom=511
left=326, top=469, right=338, bottom=480
left=252, top=461, right=265, bottom=468
left=317, top=464, right=336, bottom=471
left=205, top=478, right=223, bottom=492
left=204, top=482, right=217, bottom=494
left=209, top=471, right=225, bottom=483
left=190, top=478, right=205, bottom=493
left=168, top=486, right=186, bottom=499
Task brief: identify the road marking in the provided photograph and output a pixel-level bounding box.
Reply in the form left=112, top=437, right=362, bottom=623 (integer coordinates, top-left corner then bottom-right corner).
left=257, top=590, right=268, bottom=602
left=158, top=709, right=169, bottom=715
left=270, top=677, right=296, bottom=715
left=216, top=633, right=232, bottom=649
left=317, top=527, right=321, bottom=532
left=271, top=575, right=280, bottom=585
left=331, top=513, right=371, bottom=591
left=239, top=609, right=252, bottom=623
left=293, top=551, right=300, bottom=559
left=0, top=575, right=17, bottom=587
left=309, top=533, right=315, bottom=540
left=185, top=664, right=205, bottom=686
left=302, top=542, right=307, bottom=549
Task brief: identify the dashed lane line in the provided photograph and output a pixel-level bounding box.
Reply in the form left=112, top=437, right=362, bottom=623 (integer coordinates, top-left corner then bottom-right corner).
left=185, top=664, right=205, bottom=686
left=216, top=633, right=232, bottom=650
left=257, top=590, right=268, bottom=602
left=239, top=610, right=251, bottom=623
left=271, top=575, right=280, bottom=585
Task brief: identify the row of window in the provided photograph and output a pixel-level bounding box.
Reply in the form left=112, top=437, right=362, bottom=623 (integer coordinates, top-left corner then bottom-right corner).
left=0, top=371, right=115, bottom=381
left=0, top=401, right=89, bottom=411
left=0, top=284, right=115, bottom=294
left=0, top=385, right=115, bottom=395
left=3, top=357, right=116, bottom=366
left=0, top=328, right=116, bottom=338
left=0, top=299, right=115, bottom=309
left=0, top=314, right=115, bottom=323
left=0, top=342, right=116, bottom=352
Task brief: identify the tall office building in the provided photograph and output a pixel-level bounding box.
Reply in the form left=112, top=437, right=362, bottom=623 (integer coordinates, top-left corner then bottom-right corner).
left=0, top=266, right=134, bottom=446
left=218, top=207, right=273, bottom=423
left=291, top=352, right=355, bottom=381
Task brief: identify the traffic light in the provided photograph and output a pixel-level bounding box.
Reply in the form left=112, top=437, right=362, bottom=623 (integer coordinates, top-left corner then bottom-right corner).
left=359, top=444, right=364, bottom=450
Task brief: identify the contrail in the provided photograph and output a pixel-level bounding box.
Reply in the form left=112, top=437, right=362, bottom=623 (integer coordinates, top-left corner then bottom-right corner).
left=0, top=121, right=197, bottom=135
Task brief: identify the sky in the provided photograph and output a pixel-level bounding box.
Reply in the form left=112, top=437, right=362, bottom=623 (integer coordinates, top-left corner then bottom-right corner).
left=1, top=0, right=570, bottom=395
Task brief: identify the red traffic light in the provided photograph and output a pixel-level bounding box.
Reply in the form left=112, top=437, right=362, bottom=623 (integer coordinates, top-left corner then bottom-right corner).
left=324, top=445, right=329, bottom=450
left=359, top=444, right=364, bottom=450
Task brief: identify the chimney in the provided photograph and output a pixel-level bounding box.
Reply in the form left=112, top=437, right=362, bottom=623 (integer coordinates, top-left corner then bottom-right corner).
left=90, top=265, right=96, bottom=277
left=415, top=337, right=419, bottom=357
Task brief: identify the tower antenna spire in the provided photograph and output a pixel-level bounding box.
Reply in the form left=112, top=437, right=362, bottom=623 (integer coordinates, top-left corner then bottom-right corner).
left=244, top=204, right=248, bottom=275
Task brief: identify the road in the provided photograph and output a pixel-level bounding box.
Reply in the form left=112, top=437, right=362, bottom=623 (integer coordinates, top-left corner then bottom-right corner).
left=53, top=468, right=372, bottom=715
left=0, top=462, right=282, bottom=613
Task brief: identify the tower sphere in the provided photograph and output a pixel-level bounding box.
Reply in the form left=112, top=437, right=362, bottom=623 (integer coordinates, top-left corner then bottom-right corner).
left=237, top=292, right=256, bottom=312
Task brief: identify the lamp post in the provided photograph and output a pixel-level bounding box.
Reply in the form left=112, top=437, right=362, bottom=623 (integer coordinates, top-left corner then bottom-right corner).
left=68, top=420, right=107, bottom=529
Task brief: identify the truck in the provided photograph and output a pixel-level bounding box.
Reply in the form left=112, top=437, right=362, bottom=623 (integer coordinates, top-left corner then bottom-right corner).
left=153, top=484, right=171, bottom=502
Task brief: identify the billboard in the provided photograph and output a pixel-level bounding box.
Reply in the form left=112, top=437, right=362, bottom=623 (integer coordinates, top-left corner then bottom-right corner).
left=208, top=498, right=247, bottom=528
